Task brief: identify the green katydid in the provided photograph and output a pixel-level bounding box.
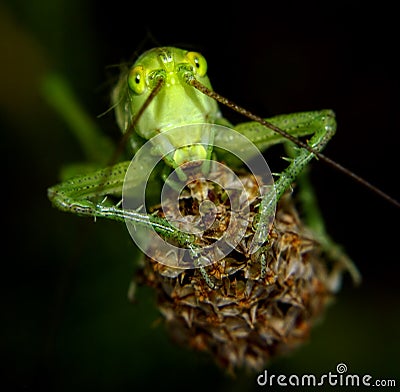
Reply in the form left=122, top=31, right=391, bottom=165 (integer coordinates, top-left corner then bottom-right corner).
left=47, top=46, right=398, bottom=287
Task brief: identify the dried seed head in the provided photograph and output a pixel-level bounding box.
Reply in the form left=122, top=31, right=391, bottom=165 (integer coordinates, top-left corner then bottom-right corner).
left=136, top=168, right=349, bottom=374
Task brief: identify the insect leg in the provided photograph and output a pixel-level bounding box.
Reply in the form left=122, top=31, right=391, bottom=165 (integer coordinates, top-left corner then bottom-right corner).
left=47, top=162, right=194, bottom=246
left=248, top=110, right=337, bottom=254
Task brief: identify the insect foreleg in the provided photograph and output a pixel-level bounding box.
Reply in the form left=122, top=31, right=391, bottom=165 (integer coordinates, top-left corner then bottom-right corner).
left=48, top=161, right=195, bottom=247
left=249, top=111, right=337, bottom=253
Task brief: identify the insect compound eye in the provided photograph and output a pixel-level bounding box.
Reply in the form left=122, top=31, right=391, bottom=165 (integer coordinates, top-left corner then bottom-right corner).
left=186, top=51, right=207, bottom=77
left=128, top=65, right=146, bottom=95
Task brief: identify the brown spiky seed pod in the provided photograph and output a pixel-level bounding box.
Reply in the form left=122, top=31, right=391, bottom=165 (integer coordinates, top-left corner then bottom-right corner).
left=137, top=168, right=347, bottom=374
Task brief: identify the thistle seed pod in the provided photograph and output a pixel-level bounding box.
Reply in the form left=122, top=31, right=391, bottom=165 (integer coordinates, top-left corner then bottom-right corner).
left=136, top=168, right=350, bottom=374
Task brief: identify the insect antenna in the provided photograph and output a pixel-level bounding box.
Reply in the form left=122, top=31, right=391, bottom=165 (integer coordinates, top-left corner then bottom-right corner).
left=189, top=78, right=400, bottom=209
left=94, top=78, right=164, bottom=198
left=96, top=97, right=121, bottom=119
left=108, top=78, right=164, bottom=166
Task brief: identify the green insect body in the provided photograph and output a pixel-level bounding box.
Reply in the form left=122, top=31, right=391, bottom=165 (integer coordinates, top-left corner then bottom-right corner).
left=46, top=46, right=366, bottom=371
left=47, top=46, right=359, bottom=284
left=112, top=47, right=219, bottom=167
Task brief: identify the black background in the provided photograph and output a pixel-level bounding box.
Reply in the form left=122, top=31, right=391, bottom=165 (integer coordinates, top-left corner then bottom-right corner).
left=2, top=1, right=399, bottom=391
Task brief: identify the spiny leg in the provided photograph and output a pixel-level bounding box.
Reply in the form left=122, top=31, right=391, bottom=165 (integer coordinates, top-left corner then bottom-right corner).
left=236, top=109, right=360, bottom=284
left=47, top=162, right=195, bottom=247
left=234, top=110, right=337, bottom=254
left=48, top=161, right=129, bottom=216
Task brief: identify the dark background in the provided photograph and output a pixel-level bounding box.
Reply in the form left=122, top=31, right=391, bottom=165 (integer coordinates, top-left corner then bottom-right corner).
left=2, top=1, right=399, bottom=391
